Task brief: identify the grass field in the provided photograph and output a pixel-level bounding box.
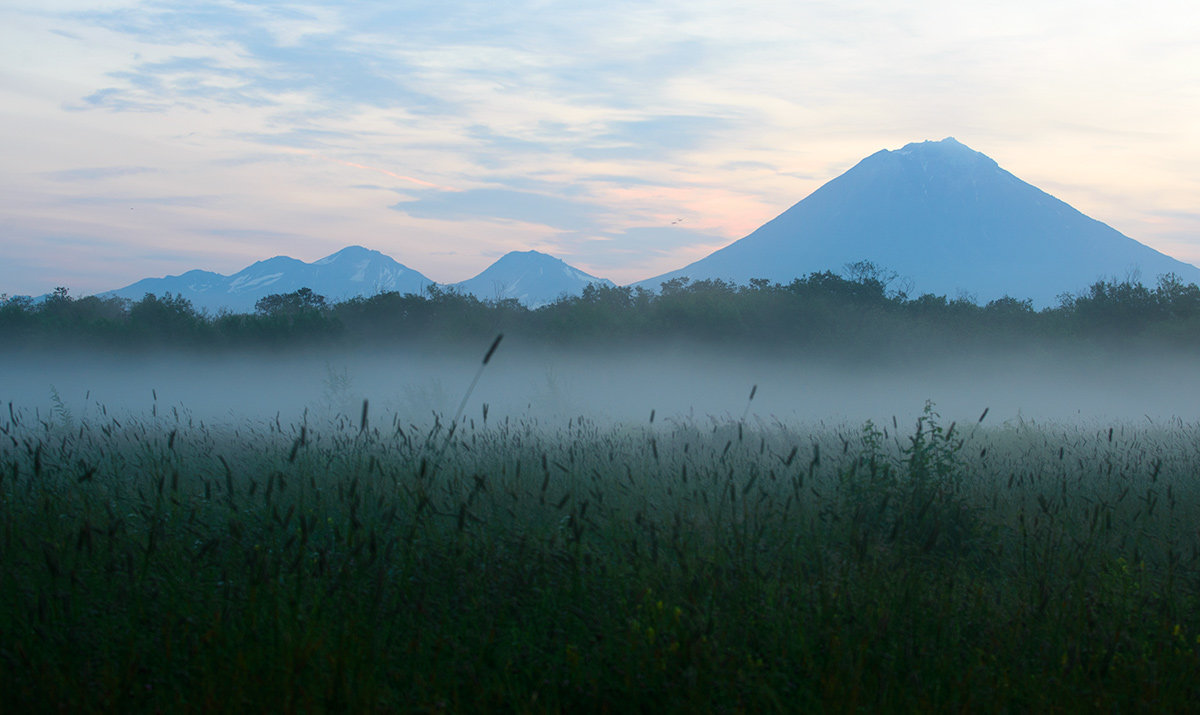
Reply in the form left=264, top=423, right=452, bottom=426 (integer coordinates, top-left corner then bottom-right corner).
left=2, top=394, right=1199, bottom=712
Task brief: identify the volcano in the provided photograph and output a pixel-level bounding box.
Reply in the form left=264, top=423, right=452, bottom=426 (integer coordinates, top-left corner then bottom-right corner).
left=637, top=138, right=1200, bottom=305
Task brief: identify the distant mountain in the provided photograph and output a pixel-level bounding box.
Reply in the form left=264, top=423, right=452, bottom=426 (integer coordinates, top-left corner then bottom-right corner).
left=449, top=250, right=615, bottom=308
left=636, top=138, right=1200, bottom=306
left=104, top=246, right=432, bottom=314
left=99, top=246, right=614, bottom=313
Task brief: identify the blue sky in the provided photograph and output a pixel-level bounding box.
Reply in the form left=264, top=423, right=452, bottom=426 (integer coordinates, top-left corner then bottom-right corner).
left=2, top=0, right=1199, bottom=295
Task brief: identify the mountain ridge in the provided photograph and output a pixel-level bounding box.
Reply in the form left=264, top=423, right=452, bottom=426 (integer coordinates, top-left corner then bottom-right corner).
left=100, top=246, right=613, bottom=313
left=91, top=138, right=1200, bottom=311
left=102, top=245, right=434, bottom=314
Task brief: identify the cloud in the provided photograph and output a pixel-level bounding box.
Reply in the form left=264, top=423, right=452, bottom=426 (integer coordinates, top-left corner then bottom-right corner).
left=74, top=87, right=169, bottom=112
left=66, top=4, right=448, bottom=116
left=391, top=188, right=606, bottom=231
left=107, top=57, right=276, bottom=108
left=1146, top=209, right=1200, bottom=224
left=203, top=227, right=306, bottom=242
left=463, top=125, right=562, bottom=167
left=562, top=225, right=726, bottom=259
left=58, top=194, right=215, bottom=208
left=575, top=115, right=740, bottom=161
left=719, top=160, right=779, bottom=172
left=234, top=128, right=360, bottom=149
left=224, top=40, right=446, bottom=115
left=46, top=166, right=157, bottom=182
left=47, top=28, right=82, bottom=41
left=578, top=174, right=667, bottom=188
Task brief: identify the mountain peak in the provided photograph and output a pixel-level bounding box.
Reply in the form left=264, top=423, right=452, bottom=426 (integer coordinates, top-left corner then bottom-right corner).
left=880, top=137, right=998, bottom=171
left=451, top=250, right=614, bottom=307
left=899, top=136, right=967, bottom=152
left=313, top=245, right=379, bottom=265
left=494, top=249, right=563, bottom=264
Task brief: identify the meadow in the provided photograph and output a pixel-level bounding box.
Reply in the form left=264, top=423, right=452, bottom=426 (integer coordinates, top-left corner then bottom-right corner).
left=2, top=374, right=1200, bottom=713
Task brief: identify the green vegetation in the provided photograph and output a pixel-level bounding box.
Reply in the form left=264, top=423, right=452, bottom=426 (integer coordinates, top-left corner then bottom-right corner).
left=5, top=269, right=1200, bottom=709
left=2, top=395, right=1199, bottom=711
left=5, top=268, right=1200, bottom=355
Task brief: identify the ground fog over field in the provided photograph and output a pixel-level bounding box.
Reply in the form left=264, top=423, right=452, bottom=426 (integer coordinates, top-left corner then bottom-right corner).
left=5, top=340, right=1200, bottom=711
left=3, top=343, right=1197, bottom=429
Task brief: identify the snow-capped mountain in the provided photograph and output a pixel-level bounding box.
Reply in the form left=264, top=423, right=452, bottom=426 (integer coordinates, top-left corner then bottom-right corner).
left=636, top=138, right=1200, bottom=306
left=449, top=250, right=615, bottom=308
left=104, top=246, right=433, bottom=314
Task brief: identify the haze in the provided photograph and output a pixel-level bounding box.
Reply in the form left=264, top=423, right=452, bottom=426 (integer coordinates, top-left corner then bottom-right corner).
left=4, top=343, right=1198, bottom=432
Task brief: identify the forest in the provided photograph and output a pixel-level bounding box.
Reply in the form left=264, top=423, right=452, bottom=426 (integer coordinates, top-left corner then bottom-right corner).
left=4, top=265, right=1200, bottom=357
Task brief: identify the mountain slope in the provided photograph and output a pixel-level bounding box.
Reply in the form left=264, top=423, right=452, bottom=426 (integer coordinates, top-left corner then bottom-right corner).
left=105, top=246, right=432, bottom=314
left=636, top=138, right=1200, bottom=305
left=450, top=250, right=615, bottom=308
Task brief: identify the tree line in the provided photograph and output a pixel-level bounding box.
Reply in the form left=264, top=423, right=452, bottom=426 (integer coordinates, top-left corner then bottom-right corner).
left=3, top=266, right=1200, bottom=357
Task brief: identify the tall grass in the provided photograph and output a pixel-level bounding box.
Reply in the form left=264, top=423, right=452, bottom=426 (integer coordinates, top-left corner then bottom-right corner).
left=1, top=397, right=1198, bottom=711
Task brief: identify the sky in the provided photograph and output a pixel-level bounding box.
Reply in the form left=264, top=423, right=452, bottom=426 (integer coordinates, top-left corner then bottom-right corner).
left=2, top=0, right=1199, bottom=296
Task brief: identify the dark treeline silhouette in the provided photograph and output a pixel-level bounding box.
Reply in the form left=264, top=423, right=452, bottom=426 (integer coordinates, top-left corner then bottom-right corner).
left=4, top=266, right=1200, bottom=356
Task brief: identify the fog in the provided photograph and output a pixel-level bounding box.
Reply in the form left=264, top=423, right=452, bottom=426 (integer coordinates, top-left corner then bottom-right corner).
left=3, top=340, right=1198, bottom=431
